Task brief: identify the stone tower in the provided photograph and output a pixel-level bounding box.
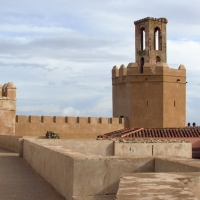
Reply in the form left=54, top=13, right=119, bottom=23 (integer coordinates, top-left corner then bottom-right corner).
left=0, top=82, right=16, bottom=134
left=135, top=17, right=167, bottom=72
left=112, top=17, right=186, bottom=128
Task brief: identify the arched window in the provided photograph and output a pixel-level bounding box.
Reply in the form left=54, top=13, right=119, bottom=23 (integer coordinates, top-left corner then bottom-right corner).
left=140, top=57, right=144, bottom=74
left=154, top=27, right=162, bottom=50
left=156, top=56, right=161, bottom=62
left=140, top=28, right=145, bottom=50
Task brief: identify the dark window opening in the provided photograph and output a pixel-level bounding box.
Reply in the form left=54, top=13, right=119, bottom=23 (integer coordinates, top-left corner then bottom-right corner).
left=147, top=101, right=148, bottom=106
left=119, top=116, right=124, bottom=124
left=140, top=57, right=144, bottom=74
left=156, top=56, right=161, bottom=62
left=174, top=100, right=176, bottom=107
left=140, top=28, right=145, bottom=50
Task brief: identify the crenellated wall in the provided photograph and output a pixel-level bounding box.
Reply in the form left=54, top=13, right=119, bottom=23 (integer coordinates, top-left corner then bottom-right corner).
left=0, top=82, right=16, bottom=135
left=0, top=82, right=126, bottom=138
left=15, top=115, right=126, bottom=139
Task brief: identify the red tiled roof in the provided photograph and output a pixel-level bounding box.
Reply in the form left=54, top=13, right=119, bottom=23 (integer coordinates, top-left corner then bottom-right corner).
left=97, top=127, right=200, bottom=139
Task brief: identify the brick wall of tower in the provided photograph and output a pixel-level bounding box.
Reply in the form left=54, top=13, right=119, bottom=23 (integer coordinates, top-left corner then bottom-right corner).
left=112, top=62, right=186, bottom=128
left=0, top=82, right=16, bottom=135
left=134, top=17, right=168, bottom=67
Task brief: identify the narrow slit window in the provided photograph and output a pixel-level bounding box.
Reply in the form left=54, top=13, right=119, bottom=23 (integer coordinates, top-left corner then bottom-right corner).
left=174, top=100, right=176, bottom=107
left=140, top=28, right=145, bottom=50
left=147, top=101, right=148, bottom=106
left=155, top=30, right=159, bottom=50
left=140, top=57, right=144, bottom=74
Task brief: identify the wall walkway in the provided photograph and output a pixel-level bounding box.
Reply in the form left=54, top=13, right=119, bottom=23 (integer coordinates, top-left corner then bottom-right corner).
left=0, top=147, right=64, bottom=200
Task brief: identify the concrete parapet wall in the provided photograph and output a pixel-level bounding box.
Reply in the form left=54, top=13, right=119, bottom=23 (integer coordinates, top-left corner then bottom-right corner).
left=23, top=139, right=74, bottom=200
left=15, top=115, right=125, bottom=139
left=155, top=157, right=200, bottom=172
left=0, top=135, right=21, bottom=152
left=114, top=142, right=192, bottom=158
left=22, top=139, right=154, bottom=199
left=31, top=139, right=114, bottom=156
left=153, top=143, right=191, bottom=158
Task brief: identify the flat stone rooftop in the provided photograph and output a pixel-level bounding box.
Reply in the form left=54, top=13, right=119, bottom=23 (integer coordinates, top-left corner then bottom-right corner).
left=1, top=137, right=200, bottom=199
left=0, top=147, right=64, bottom=200
left=116, top=173, right=200, bottom=199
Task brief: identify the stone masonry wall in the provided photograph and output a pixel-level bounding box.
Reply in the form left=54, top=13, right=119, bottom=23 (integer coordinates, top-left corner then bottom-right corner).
left=0, top=82, right=16, bottom=135
left=15, top=115, right=126, bottom=139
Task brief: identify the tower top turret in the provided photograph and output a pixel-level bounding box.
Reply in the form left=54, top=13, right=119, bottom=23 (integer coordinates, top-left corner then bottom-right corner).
left=134, top=17, right=168, bottom=73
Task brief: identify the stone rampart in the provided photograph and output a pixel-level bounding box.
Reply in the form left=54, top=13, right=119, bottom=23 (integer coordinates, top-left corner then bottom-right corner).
left=0, top=135, right=21, bottom=152
left=114, top=142, right=192, bottom=158
left=15, top=115, right=126, bottom=139
left=21, top=138, right=200, bottom=199
left=0, top=137, right=199, bottom=199
left=22, top=139, right=154, bottom=199
left=155, top=157, right=200, bottom=173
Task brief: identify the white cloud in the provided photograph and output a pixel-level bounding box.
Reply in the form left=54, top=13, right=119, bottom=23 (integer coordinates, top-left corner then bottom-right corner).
left=18, top=104, right=61, bottom=115
left=63, top=107, right=81, bottom=116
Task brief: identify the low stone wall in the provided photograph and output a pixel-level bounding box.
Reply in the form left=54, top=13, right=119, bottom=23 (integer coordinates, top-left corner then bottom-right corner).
left=0, top=135, right=22, bottom=152
left=15, top=115, right=126, bottom=139
left=23, top=139, right=154, bottom=199
left=33, top=139, right=114, bottom=156
left=23, top=139, right=74, bottom=199
left=155, top=157, right=200, bottom=172
left=114, top=141, right=192, bottom=158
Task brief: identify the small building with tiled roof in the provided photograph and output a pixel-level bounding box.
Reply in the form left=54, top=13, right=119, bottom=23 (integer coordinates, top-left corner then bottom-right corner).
left=97, top=127, right=200, bottom=158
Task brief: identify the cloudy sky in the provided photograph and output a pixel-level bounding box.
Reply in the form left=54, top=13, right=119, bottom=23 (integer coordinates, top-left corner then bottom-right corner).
left=1, top=0, right=200, bottom=125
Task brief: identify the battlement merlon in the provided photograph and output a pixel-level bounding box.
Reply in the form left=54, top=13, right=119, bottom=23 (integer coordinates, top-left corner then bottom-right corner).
left=112, top=62, right=186, bottom=83
left=0, top=82, right=17, bottom=100
left=134, top=17, right=168, bottom=25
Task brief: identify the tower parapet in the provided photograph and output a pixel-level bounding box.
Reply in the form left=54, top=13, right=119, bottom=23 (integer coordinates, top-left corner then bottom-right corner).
left=112, top=62, right=186, bottom=79
left=2, top=82, right=16, bottom=99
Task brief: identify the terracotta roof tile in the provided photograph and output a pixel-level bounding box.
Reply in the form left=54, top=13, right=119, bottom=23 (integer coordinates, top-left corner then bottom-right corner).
left=97, top=127, right=200, bottom=139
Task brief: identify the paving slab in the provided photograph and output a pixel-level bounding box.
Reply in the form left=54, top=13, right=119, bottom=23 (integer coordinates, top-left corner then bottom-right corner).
left=0, top=147, right=65, bottom=200
left=116, top=173, right=199, bottom=200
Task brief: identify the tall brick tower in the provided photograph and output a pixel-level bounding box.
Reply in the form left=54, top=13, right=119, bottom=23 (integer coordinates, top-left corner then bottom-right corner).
left=112, top=17, right=186, bottom=128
